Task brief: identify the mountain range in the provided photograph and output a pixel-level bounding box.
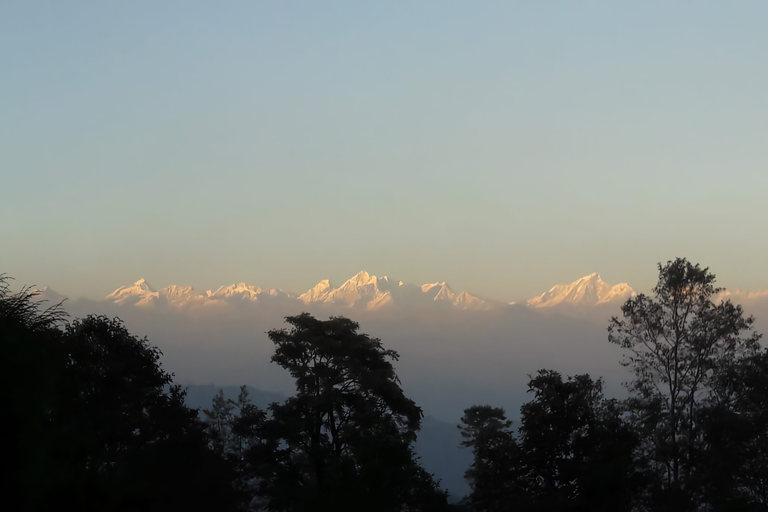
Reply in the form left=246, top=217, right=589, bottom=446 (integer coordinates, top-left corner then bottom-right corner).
left=104, top=271, right=636, bottom=312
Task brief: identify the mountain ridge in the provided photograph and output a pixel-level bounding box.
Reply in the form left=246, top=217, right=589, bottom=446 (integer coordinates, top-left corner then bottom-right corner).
left=527, top=273, right=636, bottom=309
left=101, top=271, right=637, bottom=311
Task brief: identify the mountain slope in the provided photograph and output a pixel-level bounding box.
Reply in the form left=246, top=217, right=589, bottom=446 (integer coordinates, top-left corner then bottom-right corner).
left=297, top=271, right=491, bottom=311
left=527, top=273, right=635, bottom=308
left=106, top=278, right=159, bottom=306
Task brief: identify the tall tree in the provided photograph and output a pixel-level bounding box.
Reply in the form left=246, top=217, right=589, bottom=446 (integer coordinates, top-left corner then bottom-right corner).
left=250, top=313, right=446, bottom=512
left=458, top=373, right=635, bottom=512
left=204, top=386, right=267, bottom=506
left=517, top=370, right=635, bottom=512
left=203, top=389, right=237, bottom=456
left=608, top=258, right=761, bottom=510
left=458, top=405, right=520, bottom=512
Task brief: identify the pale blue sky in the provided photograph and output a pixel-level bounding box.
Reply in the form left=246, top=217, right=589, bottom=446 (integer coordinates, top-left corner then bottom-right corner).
left=2, top=1, right=767, bottom=302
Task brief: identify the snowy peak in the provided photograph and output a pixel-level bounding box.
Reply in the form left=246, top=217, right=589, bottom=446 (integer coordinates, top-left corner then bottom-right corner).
left=296, top=272, right=489, bottom=310
left=527, top=273, right=635, bottom=308
left=454, top=291, right=494, bottom=310
left=208, top=283, right=293, bottom=302
left=106, top=278, right=159, bottom=306
left=106, top=280, right=209, bottom=307
left=422, top=282, right=456, bottom=302
left=133, top=278, right=153, bottom=290
left=298, top=279, right=333, bottom=303
left=300, top=271, right=391, bottom=308
left=161, top=285, right=202, bottom=302
left=344, top=270, right=377, bottom=288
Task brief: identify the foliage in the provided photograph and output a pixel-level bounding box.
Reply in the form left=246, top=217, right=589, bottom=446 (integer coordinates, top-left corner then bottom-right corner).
left=2, top=276, right=239, bottom=511
left=696, top=349, right=768, bottom=510
left=517, top=370, right=635, bottom=512
left=203, top=385, right=267, bottom=505
left=204, top=389, right=237, bottom=455
left=608, top=258, right=762, bottom=509
left=459, top=372, right=635, bottom=512
left=242, top=312, right=447, bottom=511
left=458, top=406, right=521, bottom=512
left=1, top=275, right=69, bottom=510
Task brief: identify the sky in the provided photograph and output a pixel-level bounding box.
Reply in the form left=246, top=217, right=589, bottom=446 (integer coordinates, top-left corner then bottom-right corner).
left=2, top=1, right=767, bottom=303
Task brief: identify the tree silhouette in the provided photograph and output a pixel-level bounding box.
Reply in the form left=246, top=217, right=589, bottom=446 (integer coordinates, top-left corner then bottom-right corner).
left=517, top=370, right=635, bottom=512
left=695, top=348, right=768, bottom=510
left=2, top=276, right=239, bottom=511
left=246, top=313, right=446, bottom=511
left=608, top=258, right=762, bottom=510
left=458, top=405, right=521, bottom=512
left=55, top=315, right=241, bottom=510
left=458, top=372, right=634, bottom=512
left=1, top=276, right=68, bottom=511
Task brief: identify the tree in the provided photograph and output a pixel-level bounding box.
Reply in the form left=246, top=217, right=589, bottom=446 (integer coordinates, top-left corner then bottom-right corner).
left=2, top=273, right=240, bottom=511
left=608, top=258, right=762, bottom=510
left=248, top=313, right=446, bottom=511
left=204, top=386, right=267, bottom=507
left=458, top=372, right=635, bottom=512
left=55, top=315, right=241, bottom=510
left=458, top=405, right=521, bottom=512
left=517, top=370, right=635, bottom=512
left=1, top=275, right=68, bottom=511
left=204, top=389, right=237, bottom=456
left=697, top=348, right=768, bottom=510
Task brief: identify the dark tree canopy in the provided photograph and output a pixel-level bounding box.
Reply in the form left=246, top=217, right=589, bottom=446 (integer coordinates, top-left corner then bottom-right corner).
left=246, top=313, right=445, bottom=512
left=2, top=276, right=239, bottom=511
left=518, top=371, right=635, bottom=512
left=268, top=313, right=422, bottom=437
left=55, top=316, right=238, bottom=511
left=458, top=405, right=520, bottom=512
left=2, top=276, right=69, bottom=511
left=459, top=372, right=635, bottom=512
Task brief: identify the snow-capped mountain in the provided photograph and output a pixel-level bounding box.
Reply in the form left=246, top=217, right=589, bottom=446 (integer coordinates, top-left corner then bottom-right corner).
left=299, top=271, right=391, bottom=308
left=526, top=273, right=635, bottom=308
left=297, top=280, right=333, bottom=303
left=106, top=278, right=160, bottom=306
left=298, top=271, right=490, bottom=311
left=105, top=280, right=209, bottom=307
left=207, top=283, right=294, bottom=302
left=422, top=282, right=456, bottom=302
left=102, top=271, right=645, bottom=313
left=105, top=279, right=297, bottom=308
left=105, top=271, right=492, bottom=311
left=70, top=271, right=768, bottom=320
left=162, top=285, right=205, bottom=304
